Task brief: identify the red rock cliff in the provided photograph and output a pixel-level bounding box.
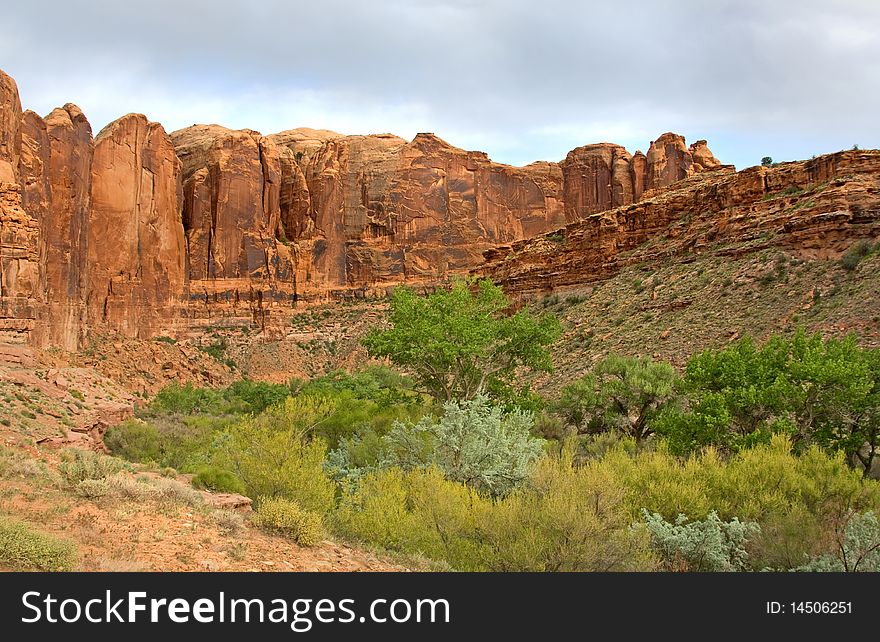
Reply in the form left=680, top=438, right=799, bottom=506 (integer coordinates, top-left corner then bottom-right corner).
left=0, top=66, right=728, bottom=347
left=477, top=150, right=880, bottom=293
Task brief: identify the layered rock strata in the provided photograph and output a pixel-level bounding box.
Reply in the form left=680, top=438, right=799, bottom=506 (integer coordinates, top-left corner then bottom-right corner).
left=477, top=150, right=880, bottom=293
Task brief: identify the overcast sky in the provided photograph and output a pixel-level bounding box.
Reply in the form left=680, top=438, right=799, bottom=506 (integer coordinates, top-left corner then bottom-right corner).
left=2, top=0, right=878, bottom=169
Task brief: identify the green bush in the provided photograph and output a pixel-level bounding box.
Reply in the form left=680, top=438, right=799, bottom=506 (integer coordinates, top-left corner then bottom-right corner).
left=214, top=397, right=337, bottom=514
left=0, top=515, right=76, bottom=571
left=192, top=466, right=245, bottom=494
left=334, top=461, right=656, bottom=571
left=253, top=497, right=324, bottom=547
left=151, top=383, right=222, bottom=415
left=840, top=239, right=875, bottom=272
left=223, top=379, right=291, bottom=414
left=556, top=354, right=680, bottom=444
left=104, top=419, right=163, bottom=463
left=106, top=415, right=229, bottom=472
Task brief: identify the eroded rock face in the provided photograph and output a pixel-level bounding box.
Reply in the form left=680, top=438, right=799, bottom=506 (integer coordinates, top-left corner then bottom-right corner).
left=560, top=143, right=635, bottom=219
left=88, top=114, right=186, bottom=338
left=1, top=64, right=735, bottom=348
left=477, top=150, right=880, bottom=294
left=171, top=124, right=296, bottom=324
left=0, top=72, right=43, bottom=344
left=44, top=104, right=92, bottom=350
left=271, top=131, right=569, bottom=295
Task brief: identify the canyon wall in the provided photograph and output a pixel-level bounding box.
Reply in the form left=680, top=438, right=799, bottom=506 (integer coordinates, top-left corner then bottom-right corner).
left=477, top=150, right=880, bottom=293
left=0, top=66, right=731, bottom=347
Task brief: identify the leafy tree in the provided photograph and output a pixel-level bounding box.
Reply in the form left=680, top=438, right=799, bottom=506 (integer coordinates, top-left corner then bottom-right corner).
left=363, top=279, right=561, bottom=403
left=556, top=354, right=680, bottom=444
left=658, top=330, right=880, bottom=474
left=761, top=156, right=773, bottom=167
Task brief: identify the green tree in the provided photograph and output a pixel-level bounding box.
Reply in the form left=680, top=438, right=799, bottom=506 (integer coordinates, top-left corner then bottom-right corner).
left=363, top=279, right=561, bottom=403
left=761, top=156, right=773, bottom=167
left=556, top=354, right=680, bottom=444
left=659, top=330, right=880, bottom=474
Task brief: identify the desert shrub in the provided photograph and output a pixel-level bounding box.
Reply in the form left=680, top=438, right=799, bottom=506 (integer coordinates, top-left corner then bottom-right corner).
left=556, top=354, right=681, bottom=444
left=299, top=366, right=417, bottom=406
left=479, top=457, right=657, bottom=571
left=151, top=383, right=223, bottom=415
left=106, top=415, right=229, bottom=472
left=840, top=239, right=875, bottom=272
left=0, top=515, right=77, bottom=571
left=253, top=497, right=324, bottom=547
left=211, top=509, right=246, bottom=536
left=639, top=510, right=760, bottom=571
left=334, top=460, right=656, bottom=571
left=795, top=511, right=880, bottom=572
left=104, top=419, right=163, bottom=463
left=192, top=466, right=245, bottom=494
left=333, top=467, right=489, bottom=567
left=150, top=476, right=205, bottom=507
left=0, top=447, right=58, bottom=484
left=596, top=435, right=880, bottom=569
left=223, top=379, right=291, bottom=414
left=107, top=474, right=158, bottom=501
left=329, top=396, right=543, bottom=497
left=74, top=478, right=111, bottom=499
left=213, top=397, right=337, bottom=514
left=302, top=388, right=430, bottom=451
left=59, top=449, right=131, bottom=485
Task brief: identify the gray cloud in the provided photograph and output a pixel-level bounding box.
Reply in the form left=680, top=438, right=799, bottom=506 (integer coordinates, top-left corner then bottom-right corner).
left=2, top=0, right=878, bottom=168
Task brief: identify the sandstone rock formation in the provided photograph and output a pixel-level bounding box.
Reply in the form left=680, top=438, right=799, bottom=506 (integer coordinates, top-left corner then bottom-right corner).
left=0, top=65, right=736, bottom=349
left=477, top=150, right=880, bottom=294
left=0, top=71, right=42, bottom=344
left=44, top=104, right=93, bottom=350
left=88, top=114, right=185, bottom=339
left=171, top=124, right=297, bottom=325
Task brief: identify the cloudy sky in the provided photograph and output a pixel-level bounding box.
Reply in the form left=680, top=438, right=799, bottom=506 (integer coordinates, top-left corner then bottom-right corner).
left=2, top=0, right=878, bottom=169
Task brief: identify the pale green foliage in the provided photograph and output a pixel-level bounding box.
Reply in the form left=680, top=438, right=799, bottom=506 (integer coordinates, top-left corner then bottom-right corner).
left=214, top=397, right=337, bottom=514
left=253, top=497, right=324, bottom=547
left=329, top=396, right=544, bottom=497
left=557, top=354, right=680, bottom=443
left=639, top=509, right=760, bottom=571
left=363, top=278, right=561, bottom=402
left=0, top=515, right=77, bottom=571
left=795, top=511, right=880, bottom=572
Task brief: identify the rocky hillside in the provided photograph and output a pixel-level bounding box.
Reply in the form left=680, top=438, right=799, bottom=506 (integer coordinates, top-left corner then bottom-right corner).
left=477, top=150, right=880, bottom=293
left=0, top=67, right=720, bottom=349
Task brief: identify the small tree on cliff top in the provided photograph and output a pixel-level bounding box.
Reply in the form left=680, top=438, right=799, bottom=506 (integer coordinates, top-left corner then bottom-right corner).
left=363, top=279, right=561, bottom=403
